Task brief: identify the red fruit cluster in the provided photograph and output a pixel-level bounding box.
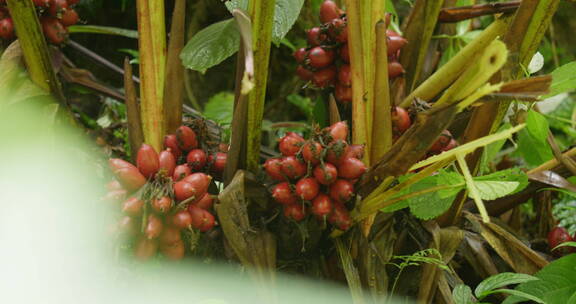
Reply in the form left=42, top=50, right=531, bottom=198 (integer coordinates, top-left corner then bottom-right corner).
left=391, top=106, right=457, bottom=157
left=264, top=122, right=366, bottom=231
left=294, top=0, right=407, bottom=104
left=548, top=226, right=576, bottom=257
left=105, top=123, right=227, bottom=261
left=0, top=0, right=80, bottom=44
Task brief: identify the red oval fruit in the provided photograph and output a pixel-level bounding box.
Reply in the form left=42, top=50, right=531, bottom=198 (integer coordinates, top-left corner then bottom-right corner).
left=170, top=210, right=193, bottom=229
left=210, top=152, right=227, bottom=177
left=345, top=144, right=365, bottom=160
left=48, top=0, right=68, bottom=17
left=313, top=163, right=338, bottom=185
left=160, top=239, right=185, bottom=260
left=0, top=8, right=7, bottom=19
left=326, top=140, right=349, bottom=165
left=0, top=17, right=14, bottom=40
left=338, top=65, right=351, bottom=86
left=328, top=202, right=351, bottom=230
left=109, top=158, right=146, bottom=192
left=328, top=18, right=348, bottom=42
left=392, top=106, right=411, bottom=135
left=159, top=226, right=181, bottom=245
left=281, top=156, right=307, bottom=180
left=329, top=179, right=354, bottom=203
left=306, top=27, right=324, bottom=46
left=319, top=0, right=341, bottom=23
left=272, top=182, right=298, bottom=205
left=308, top=46, right=335, bottom=69
left=442, top=139, right=458, bottom=152
left=59, top=8, right=78, bottom=26
left=335, top=84, right=352, bottom=103
left=186, top=149, right=207, bottom=171
left=145, top=214, right=163, bottom=239
left=33, top=0, right=50, bottom=7
left=173, top=164, right=191, bottom=181
left=548, top=226, right=574, bottom=256
left=283, top=204, right=306, bottom=221
left=295, top=177, right=320, bottom=201
left=102, top=189, right=127, bottom=204
left=296, top=65, right=314, bottom=81
left=122, top=197, right=144, bottom=216
left=429, top=130, right=453, bottom=153
left=340, top=44, right=350, bottom=62
left=134, top=237, right=158, bottom=261
left=158, top=149, right=176, bottom=177
left=192, top=193, right=213, bottom=210
left=188, top=205, right=215, bottom=232
left=151, top=196, right=173, bottom=214
left=137, top=144, right=160, bottom=179
left=302, top=141, right=323, bottom=165
left=312, top=67, right=337, bottom=88
left=182, top=173, right=212, bottom=197
left=41, top=17, right=67, bottom=44
left=293, top=47, right=307, bottom=63
left=263, top=158, right=286, bottom=181
left=176, top=125, right=198, bottom=151
left=328, top=121, right=349, bottom=142
left=387, top=35, right=408, bottom=56
left=312, top=194, right=333, bottom=217
left=279, top=132, right=304, bottom=156
left=338, top=157, right=366, bottom=179
left=387, top=29, right=400, bottom=37
left=174, top=180, right=196, bottom=202
left=164, top=134, right=182, bottom=159
left=388, top=61, right=405, bottom=79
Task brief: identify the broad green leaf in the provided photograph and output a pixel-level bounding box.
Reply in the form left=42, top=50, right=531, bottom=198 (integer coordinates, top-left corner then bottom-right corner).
left=406, top=176, right=456, bottom=220
left=68, top=25, right=138, bottom=38
left=203, top=92, right=234, bottom=125
left=181, top=19, right=240, bottom=72
left=480, top=123, right=511, bottom=174
left=475, top=272, right=539, bottom=299
left=436, top=171, right=464, bottom=198
left=474, top=168, right=529, bottom=197
left=452, top=284, right=474, bottom=304
left=545, top=61, right=576, bottom=98
left=485, top=289, right=545, bottom=303
left=517, top=110, right=554, bottom=166
left=272, top=0, right=305, bottom=44
left=473, top=181, right=520, bottom=200
left=526, top=110, right=550, bottom=141
left=287, top=94, right=313, bottom=121
left=503, top=254, right=576, bottom=304
left=225, top=0, right=249, bottom=12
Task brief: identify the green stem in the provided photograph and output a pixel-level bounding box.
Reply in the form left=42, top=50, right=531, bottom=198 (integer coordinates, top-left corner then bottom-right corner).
left=456, top=154, right=489, bottom=222
left=245, top=0, right=275, bottom=173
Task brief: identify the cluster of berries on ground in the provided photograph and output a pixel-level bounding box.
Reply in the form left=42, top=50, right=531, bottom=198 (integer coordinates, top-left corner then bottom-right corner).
left=294, top=0, right=407, bottom=104
left=0, top=0, right=79, bottom=44
left=104, top=123, right=228, bottom=261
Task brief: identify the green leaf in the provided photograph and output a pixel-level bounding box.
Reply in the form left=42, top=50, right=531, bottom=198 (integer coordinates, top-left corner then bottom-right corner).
left=473, top=181, right=520, bottom=200
left=552, top=241, right=576, bottom=251
left=436, top=171, right=464, bottom=198
left=474, top=168, right=529, bottom=197
left=407, top=176, right=457, bottom=220
left=545, top=61, right=576, bottom=98
left=287, top=94, right=313, bottom=121
left=503, top=254, right=576, bottom=304
left=312, top=97, right=328, bottom=127
left=452, top=284, right=474, bottom=304
left=480, top=123, right=511, bottom=174
left=526, top=110, right=550, bottom=141
left=203, top=92, right=234, bottom=125
left=517, top=110, right=554, bottom=167
left=225, top=0, right=249, bottom=12
left=68, top=25, right=138, bottom=38
left=486, top=289, right=545, bottom=303
left=181, top=19, right=240, bottom=72
left=475, top=272, right=539, bottom=299
left=272, top=0, right=305, bottom=44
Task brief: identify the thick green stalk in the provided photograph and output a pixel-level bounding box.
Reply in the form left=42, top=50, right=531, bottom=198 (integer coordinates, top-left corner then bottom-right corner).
left=371, top=21, right=392, bottom=162
left=245, top=0, right=275, bottom=173
left=136, top=0, right=166, bottom=151
left=6, top=0, right=64, bottom=103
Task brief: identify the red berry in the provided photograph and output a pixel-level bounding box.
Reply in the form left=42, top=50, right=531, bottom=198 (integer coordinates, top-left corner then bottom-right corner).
left=293, top=47, right=307, bottom=63
left=328, top=202, right=351, bottom=230
left=160, top=239, right=185, bottom=260
left=335, top=84, right=352, bottom=103
left=67, top=0, right=80, bottom=5
left=182, top=173, right=211, bottom=197
left=306, top=27, right=325, bottom=46
left=312, top=194, right=333, bottom=217
left=392, top=106, right=411, bottom=135
left=308, top=46, right=335, bottom=69
left=548, top=226, right=574, bottom=256
left=284, top=204, right=306, bottom=221
left=136, top=144, right=160, bottom=179
left=272, top=182, right=298, bottom=205
left=59, top=8, right=78, bottom=26
left=122, top=197, right=144, bottom=216
left=429, top=130, right=453, bottom=153
left=279, top=132, right=304, bottom=156
left=158, top=149, right=176, bottom=177
left=210, top=152, right=227, bottom=177
left=329, top=179, right=354, bottom=203
left=295, top=177, right=320, bottom=201
left=117, top=216, right=138, bottom=237
left=387, top=35, right=408, bottom=56
left=296, top=65, right=314, bottom=81
left=191, top=193, right=213, bottom=210
left=338, top=157, right=366, bottom=179
left=173, top=164, right=191, bottom=181
left=0, top=18, right=14, bottom=40
left=442, top=139, right=458, bottom=152
left=281, top=156, right=307, bottom=180
left=328, top=121, right=349, bottom=142
left=263, top=158, right=286, bottom=181
left=164, top=134, right=182, bottom=159
left=319, top=0, right=341, bottom=23
left=345, top=144, right=365, bottom=160
left=48, top=0, right=69, bottom=17
left=170, top=210, right=193, bottom=229
left=159, top=226, right=181, bottom=245
left=338, top=65, right=351, bottom=86
left=302, top=141, right=323, bottom=165
left=176, top=125, right=198, bottom=151
left=109, top=158, right=146, bottom=192
left=388, top=61, right=405, bottom=79
left=387, top=29, right=400, bottom=37
left=340, top=44, right=350, bottom=62
left=33, top=0, right=51, bottom=7
left=134, top=237, right=158, bottom=261
left=328, top=18, right=348, bottom=42
left=326, top=140, right=349, bottom=165
left=151, top=196, right=173, bottom=214
left=41, top=17, right=67, bottom=44
left=145, top=214, right=164, bottom=239
left=313, top=163, right=338, bottom=185
left=188, top=205, right=215, bottom=232
left=312, top=67, right=337, bottom=88
left=186, top=149, right=207, bottom=171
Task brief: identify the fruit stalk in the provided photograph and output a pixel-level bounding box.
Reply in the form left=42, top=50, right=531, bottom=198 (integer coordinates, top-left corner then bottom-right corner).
left=136, top=0, right=166, bottom=151
left=123, top=58, right=144, bottom=161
